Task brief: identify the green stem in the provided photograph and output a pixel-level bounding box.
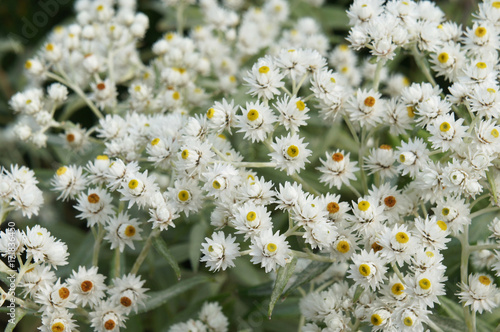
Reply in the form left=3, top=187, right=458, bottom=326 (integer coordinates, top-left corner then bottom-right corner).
left=372, top=59, right=385, bottom=92
left=92, top=224, right=105, bottom=266
left=130, top=229, right=160, bottom=274
left=358, top=128, right=368, bottom=195
left=291, top=173, right=320, bottom=196
left=176, top=2, right=185, bottom=36
left=487, top=170, right=498, bottom=206
left=460, top=224, right=473, bottom=332
left=343, top=115, right=360, bottom=145
left=391, top=262, right=405, bottom=285
left=470, top=243, right=500, bottom=251
left=113, top=247, right=121, bottom=278
left=411, top=45, right=437, bottom=87
left=469, top=206, right=500, bottom=220
left=291, top=250, right=334, bottom=263
left=293, top=74, right=308, bottom=96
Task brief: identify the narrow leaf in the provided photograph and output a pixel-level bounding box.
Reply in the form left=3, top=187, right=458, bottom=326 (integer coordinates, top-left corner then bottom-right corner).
left=134, top=276, right=211, bottom=315
left=153, top=236, right=181, bottom=280
left=268, top=257, right=297, bottom=319
left=189, top=221, right=207, bottom=273
left=283, top=261, right=331, bottom=297
left=4, top=308, right=26, bottom=332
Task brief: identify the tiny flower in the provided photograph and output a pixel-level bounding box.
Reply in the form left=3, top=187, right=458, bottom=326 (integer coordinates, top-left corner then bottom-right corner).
left=201, top=231, right=241, bottom=272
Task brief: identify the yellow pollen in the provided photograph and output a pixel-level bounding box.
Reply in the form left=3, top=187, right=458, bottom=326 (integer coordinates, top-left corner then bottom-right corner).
left=165, top=33, right=174, bottom=40
left=479, top=275, right=491, bottom=285
left=246, top=211, right=257, bottom=221
left=426, top=251, right=435, bottom=257
left=339, top=44, right=349, bottom=51
left=418, top=278, right=431, bottom=290
left=336, top=240, right=350, bottom=253
left=494, top=1, right=500, bottom=8
left=407, top=106, right=415, bottom=117
left=404, top=317, right=413, bottom=326
left=208, top=245, right=214, bottom=252
left=358, top=201, right=370, bottom=211
left=288, top=49, right=295, bottom=52
left=87, top=193, right=100, bottom=204
left=330, top=77, right=336, bottom=83
left=81, top=280, right=93, bottom=292
left=267, top=243, right=277, bottom=252
left=134, top=85, right=141, bottom=92
left=439, top=122, right=451, bottom=132
left=399, top=154, right=406, bottom=162
left=37, top=232, right=43, bottom=236
left=402, top=77, right=410, bottom=86
left=296, top=100, right=306, bottom=111
left=56, top=166, right=67, bottom=176
left=178, top=190, right=190, bottom=202
left=364, top=96, right=376, bottom=107
left=26, top=99, right=32, bottom=104
left=97, top=5, right=104, bottom=11
left=212, top=180, right=221, bottom=189
left=206, top=108, right=215, bottom=119
left=380, top=144, right=392, bottom=150
left=229, top=75, right=236, bottom=83
left=247, top=174, right=255, bottom=180
left=475, top=26, right=487, bottom=37
left=332, top=152, right=344, bottom=162
left=25, top=60, right=32, bottom=69
left=384, top=196, right=396, bottom=207
left=124, top=225, right=136, bottom=237
left=51, top=323, right=65, bottom=332
left=359, top=263, right=371, bottom=276
left=395, top=232, right=409, bottom=244
left=287, top=145, right=299, bottom=157
left=218, top=134, right=226, bottom=140
left=476, top=62, right=487, bottom=69
left=437, top=24, right=443, bottom=29
left=361, top=4, right=368, bottom=7
left=391, top=283, right=405, bottom=295
left=181, top=149, right=189, bottom=159
left=128, top=179, right=139, bottom=190
left=259, top=66, right=270, bottom=74
left=437, top=220, right=447, bottom=231
left=327, top=202, right=340, bottom=214
left=46, top=43, right=54, bottom=51
left=341, top=66, right=349, bottom=73
left=491, top=128, right=499, bottom=137
left=442, top=207, right=450, bottom=216
left=59, top=287, right=70, bottom=299
left=487, top=88, right=496, bottom=93
left=96, top=155, right=109, bottom=160
left=438, top=52, right=449, bottom=64
left=172, top=91, right=180, bottom=100
left=371, top=314, right=382, bottom=326
left=247, top=109, right=259, bottom=121
left=151, top=138, right=160, bottom=146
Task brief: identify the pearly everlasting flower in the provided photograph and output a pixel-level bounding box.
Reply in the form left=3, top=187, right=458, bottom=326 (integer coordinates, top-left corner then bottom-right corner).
left=274, top=95, right=310, bottom=132
left=236, top=100, right=277, bottom=142
left=269, top=134, right=311, bottom=175
left=67, top=266, right=107, bottom=308
left=104, top=211, right=142, bottom=252
left=317, top=150, right=358, bottom=189
left=407, top=269, right=447, bottom=308
left=233, top=202, right=272, bottom=240
left=39, top=309, right=78, bottom=332
left=23, top=225, right=69, bottom=268
left=244, top=57, right=285, bottom=100
left=109, top=273, right=148, bottom=314
left=201, top=231, right=240, bottom=272
left=51, top=165, right=87, bottom=201
left=199, top=302, right=229, bottom=332
left=364, top=144, right=397, bottom=179
left=345, top=88, right=384, bottom=129
left=396, top=138, right=430, bottom=178
left=414, top=216, right=451, bottom=251
left=458, top=274, right=499, bottom=313
left=205, top=98, right=237, bottom=134
left=377, top=225, right=417, bottom=267
left=348, top=249, right=388, bottom=291
left=118, top=171, right=159, bottom=209
left=36, top=279, right=76, bottom=313
left=427, top=113, right=468, bottom=152
left=74, top=187, right=114, bottom=227
left=167, top=178, right=204, bottom=217
left=90, top=300, right=127, bottom=332
left=250, top=229, right=291, bottom=273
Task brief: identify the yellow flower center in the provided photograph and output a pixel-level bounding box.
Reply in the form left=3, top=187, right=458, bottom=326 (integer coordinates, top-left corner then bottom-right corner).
left=380, top=144, right=392, bottom=150
left=178, top=190, right=190, bottom=202
left=124, top=225, right=136, bottom=237
left=267, top=243, right=277, bottom=252
left=81, top=280, right=93, bottom=292
left=330, top=77, right=336, bottom=83
left=246, top=211, right=257, bottom=221
left=438, top=52, right=449, bottom=64
left=395, top=232, right=409, bottom=244
left=332, top=152, right=344, bottom=162
left=59, top=287, right=70, bottom=299
left=418, top=278, right=431, bottom=290
left=391, top=283, right=405, bottom=295
left=371, top=314, right=382, bottom=326
left=259, top=66, right=270, bottom=74
left=25, top=60, right=32, bottom=69
left=56, top=166, right=67, bottom=176
left=358, top=201, right=370, bottom=211
left=212, top=180, right=221, bottom=189
left=128, top=179, right=139, bottom=190
left=208, top=245, right=214, bottom=252
left=97, top=155, right=109, bottom=160
left=426, top=251, right=435, bottom=257
left=364, top=96, right=376, bottom=107
left=172, top=91, right=180, bottom=100
left=479, top=275, right=491, bottom=285
left=336, top=240, right=350, bottom=253
left=181, top=149, right=189, bottom=159
left=487, top=88, right=496, bottom=93
left=437, top=220, right=447, bottom=231
left=87, top=193, right=100, bottom=204
left=442, top=207, right=450, bottom=216
left=287, top=145, right=299, bottom=158
left=104, top=319, right=116, bottom=330
left=359, top=263, right=371, bottom=276
left=296, top=100, right=305, bottom=111
left=151, top=138, right=160, bottom=146
left=476, top=62, right=487, bottom=69
left=407, top=106, right=415, bottom=117
left=206, top=108, right=215, bottom=119
left=399, top=154, right=406, bottom=162
left=229, top=75, right=236, bottom=82
left=439, top=122, right=451, bottom=132
left=404, top=317, right=413, bottom=326
left=46, top=43, right=54, bottom=51
left=247, top=109, right=259, bottom=121
left=475, top=26, right=487, bottom=37
left=491, top=129, right=499, bottom=137
left=494, top=1, right=500, bottom=8
left=51, top=323, right=65, bottom=332
left=96, top=4, right=104, bottom=11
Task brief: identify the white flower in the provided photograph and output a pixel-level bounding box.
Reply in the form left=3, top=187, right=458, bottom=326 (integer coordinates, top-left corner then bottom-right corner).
left=345, top=89, right=384, bottom=129
left=39, top=308, right=78, bottom=332
left=202, top=163, right=241, bottom=199
left=118, top=170, right=159, bottom=209
left=236, top=100, right=277, bottom=142
left=232, top=202, right=272, bottom=240
left=243, top=57, right=285, bottom=100
left=51, top=165, right=87, bottom=201
left=23, top=225, right=68, bottom=268
left=108, top=273, right=148, bottom=314
left=36, top=279, right=76, bottom=313
left=86, top=155, right=111, bottom=185
left=199, top=302, right=229, bottom=332
left=201, top=231, right=240, bottom=272
left=377, top=224, right=417, bottom=267
left=74, top=187, right=114, bottom=227
left=20, top=265, right=55, bottom=298
left=458, top=274, right=500, bottom=313
left=67, top=266, right=107, bottom=308
left=414, top=216, right=451, bottom=251
left=104, top=211, right=142, bottom=252
left=269, top=134, right=311, bottom=175
left=317, top=150, right=359, bottom=190
left=89, top=300, right=127, bottom=332
left=250, top=229, right=291, bottom=273
left=427, top=113, right=468, bottom=152
left=407, top=269, right=447, bottom=308
left=205, top=99, right=237, bottom=134
left=364, top=144, right=397, bottom=179
left=274, top=95, right=310, bottom=132
left=348, top=249, right=388, bottom=291
left=167, top=178, right=204, bottom=217
left=396, top=138, right=430, bottom=178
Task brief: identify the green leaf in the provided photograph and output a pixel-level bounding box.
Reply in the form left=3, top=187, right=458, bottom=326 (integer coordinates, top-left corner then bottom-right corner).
left=438, top=296, right=465, bottom=321
left=283, top=261, right=331, bottom=297
left=134, top=276, right=212, bottom=315
left=428, top=314, right=465, bottom=331
left=4, top=308, right=26, bottom=332
left=268, top=257, right=297, bottom=318
left=153, top=236, right=181, bottom=280
left=189, top=221, right=208, bottom=273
